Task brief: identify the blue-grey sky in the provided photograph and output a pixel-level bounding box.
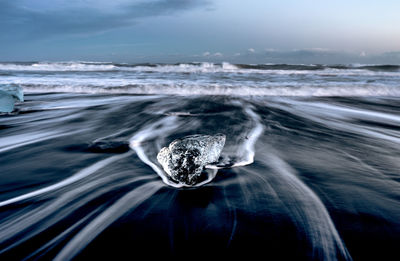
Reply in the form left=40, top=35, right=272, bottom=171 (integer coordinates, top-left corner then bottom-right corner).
left=1, top=0, right=399, bottom=63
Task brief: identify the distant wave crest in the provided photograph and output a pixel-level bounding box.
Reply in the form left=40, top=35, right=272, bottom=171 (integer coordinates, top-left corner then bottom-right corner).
left=19, top=83, right=400, bottom=96
left=0, top=61, right=399, bottom=72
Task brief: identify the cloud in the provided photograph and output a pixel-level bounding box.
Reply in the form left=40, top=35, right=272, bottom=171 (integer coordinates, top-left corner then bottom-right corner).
left=0, top=0, right=211, bottom=40
left=247, top=48, right=255, bottom=53
left=201, top=52, right=222, bottom=57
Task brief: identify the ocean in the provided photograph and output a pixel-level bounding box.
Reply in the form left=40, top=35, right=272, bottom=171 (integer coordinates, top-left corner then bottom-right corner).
left=0, top=61, right=400, bottom=260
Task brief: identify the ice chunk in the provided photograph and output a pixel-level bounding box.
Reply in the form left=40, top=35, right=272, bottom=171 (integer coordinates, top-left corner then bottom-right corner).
left=157, top=134, right=225, bottom=186
left=0, top=92, right=15, bottom=113
left=0, top=84, right=24, bottom=113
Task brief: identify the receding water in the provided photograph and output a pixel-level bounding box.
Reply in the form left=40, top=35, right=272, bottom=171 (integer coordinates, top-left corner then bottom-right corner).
left=1, top=62, right=400, bottom=260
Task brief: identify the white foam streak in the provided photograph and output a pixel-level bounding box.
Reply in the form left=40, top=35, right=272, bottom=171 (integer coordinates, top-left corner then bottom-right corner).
left=54, top=181, right=163, bottom=261
left=304, top=102, right=400, bottom=124
left=232, top=105, right=264, bottom=167
left=264, top=152, right=352, bottom=260
left=269, top=99, right=400, bottom=145
left=207, top=103, right=264, bottom=169
left=22, top=206, right=104, bottom=260
left=0, top=130, right=83, bottom=153
left=0, top=152, right=133, bottom=207
left=0, top=175, right=153, bottom=254
left=129, top=117, right=180, bottom=187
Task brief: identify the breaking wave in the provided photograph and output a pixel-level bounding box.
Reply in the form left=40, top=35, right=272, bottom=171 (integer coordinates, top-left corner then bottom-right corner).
left=0, top=61, right=399, bottom=73
left=16, top=83, right=400, bottom=96
left=0, top=61, right=399, bottom=97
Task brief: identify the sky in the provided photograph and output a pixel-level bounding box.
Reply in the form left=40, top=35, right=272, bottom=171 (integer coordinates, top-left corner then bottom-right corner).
left=0, top=0, right=399, bottom=63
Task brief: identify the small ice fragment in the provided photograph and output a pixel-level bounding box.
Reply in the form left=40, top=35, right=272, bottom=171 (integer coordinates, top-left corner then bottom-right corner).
left=0, top=84, right=24, bottom=113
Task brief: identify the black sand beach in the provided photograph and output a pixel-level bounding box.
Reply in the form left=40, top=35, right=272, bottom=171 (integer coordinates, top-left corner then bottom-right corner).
left=1, top=93, right=399, bottom=260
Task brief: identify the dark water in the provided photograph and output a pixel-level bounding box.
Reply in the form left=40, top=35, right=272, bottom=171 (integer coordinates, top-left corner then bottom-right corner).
left=1, top=93, right=399, bottom=260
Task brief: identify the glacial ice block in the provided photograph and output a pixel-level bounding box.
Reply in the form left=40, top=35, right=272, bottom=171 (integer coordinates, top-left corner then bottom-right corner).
left=0, top=84, right=24, bottom=113
left=157, top=134, right=225, bottom=186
